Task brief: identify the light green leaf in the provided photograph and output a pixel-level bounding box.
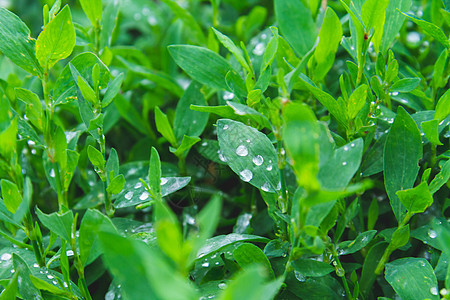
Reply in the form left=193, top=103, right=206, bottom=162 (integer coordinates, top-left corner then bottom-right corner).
left=149, top=147, right=162, bottom=198
left=169, top=45, right=237, bottom=91
left=79, top=208, right=117, bottom=266
left=381, top=0, right=411, bottom=53
left=435, top=90, right=450, bottom=122
left=102, top=72, right=124, bottom=108
left=36, top=208, right=73, bottom=242
left=337, top=230, right=377, bottom=255
left=389, top=78, right=421, bottom=93
left=400, top=10, right=450, bottom=48
left=15, top=88, right=44, bottom=132
left=77, top=75, right=97, bottom=106
left=170, top=135, right=201, bottom=158
left=87, top=145, right=105, bottom=170
left=348, top=84, right=368, bottom=120
left=274, top=0, right=316, bottom=56
left=310, top=7, right=342, bottom=81
left=36, top=5, right=76, bottom=69
left=174, top=81, right=208, bottom=142
left=106, top=174, right=125, bottom=195
left=421, top=119, right=443, bottom=145
left=217, top=119, right=280, bottom=193
left=0, top=179, right=22, bottom=214
left=384, top=106, right=422, bottom=222
left=429, top=159, right=450, bottom=194
left=0, top=8, right=43, bottom=76
left=233, top=243, right=275, bottom=279
left=80, top=0, right=102, bottom=26
left=397, top=182, right=433, bottom=214
left=155, top=106, right=177, bottom=147
left=212, top=28, right=250, bottom=73
left=361, top=0, right=389, bottom=52
left=385, top=258, right=439, bottom=300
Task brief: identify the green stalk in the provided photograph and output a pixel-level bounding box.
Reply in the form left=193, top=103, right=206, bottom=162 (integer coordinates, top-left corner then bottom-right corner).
left=331, top=246, right=353, bottom=300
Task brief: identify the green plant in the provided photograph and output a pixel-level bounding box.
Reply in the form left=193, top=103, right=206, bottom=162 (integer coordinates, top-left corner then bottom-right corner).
left=0, top=0, right=449, bottom=299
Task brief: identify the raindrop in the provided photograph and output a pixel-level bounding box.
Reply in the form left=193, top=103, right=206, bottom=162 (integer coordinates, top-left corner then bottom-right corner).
left=343, top=146, right=349, bottom=151
left=407, top=31, right=421, bottom=44
left=1, top=253, right=11, bottom=261
left=63, top=282, right=68, bottom=288
left=215, top=261, right=220, bottom=265
left=430, top=287, right=438, bottom=296
left=223, top=124, right=229, bottom=130
left=342, top=162, right=347, bottom=166
left=202, top=142, right=208, bottom=147
left=223, top=92, right=234, bottom=100
left=218, top=283, right=227, bottom=289
left=50, top=169, right=55, bottom=178
left=266, top=165, right=273, bottom=171
left=239, top=169, right=252, bottom=182
left=294, top=271, right=306, bottom=282
left=428, top=229, right=437, bottom=239
left=52, top=280, right=58, bottom=285
left=160, top=178, right=168, bottom=185
left=350, top=143, right=355, bottom=147
left=33, top=263, right=39, bottom=268
left=125, top=191, right=133, bottom=200
left=252, top=155, right=264, bottom=166
left=202, top=262, right=209, bottom=267
left=139, top=192, right=149, bottom=201
left=236, top=145, right=248, bottom=156
left=218, top=152, right=227, bottom=162
left=134, top=182, right=143, bottom=189
left=253, top=43, right=265, bottom=56
left=276, top=182, right=281, bottom=190
left=246, top=139, right=250, bottom=143
left=391, top=91, right=399, bottom=96
left=47, top=275, right=54, bottom=279
left=280, top=148, right=286, bottom=155
left=261, top=183, right=270, bottom=192
left=336, top=267, right=345, bottom=277
left=66, top=250, right=74, bottom=256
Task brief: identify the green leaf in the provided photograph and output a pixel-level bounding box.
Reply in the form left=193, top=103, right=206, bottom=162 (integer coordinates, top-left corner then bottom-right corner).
left=76, top=75, right=97, bottom=106
left=197, top=234, right=269, bottom=258
left=389, top=78, right=421, bottom=93
left=291, top=259, right=334, bottom=277
left=168, top=45, right=237, bottom=91
left=149, top=147, right=162, bottom=198
left=15, top=88, right=44, bottom=132
left=261, top=27, right=278, bottom=73
left=36, top=5, right=76, bottom=69
left=400, top=11, right=450, bottom=48
left=106, top=174, right=125, bottom=195
left=299, top=74, right=347, bottom=128
left=340, top=0, right=365, bottom=65
left=361, top=0, right=389, bottom=52
left=79, top=208, right=117, bottom=266
left=155, top=106, right=177, bottom=147
left=87, top=145, right=105, bottom=170
left=421, top=119, right=443, bottom=145
left=217, top=119, right=280, bottom=193
left=170, top=135, right=201, bottom=158
left=384, top=106, right=422, bottom=222
left=79, top=0, right=102, bottom=26
left=310, top=7, right=342, bottom=81
left=174, top=81, right=208, bottom=142
left=390, top=224, right=410, bottom=250
left=381, top=0, right=411, bottom=53
left=385, top=258, right=439, bottom=300
left=435, top=90, right=450, bottom=122
left=0, top=271, right=18, bottom=300
left=212, top=28, right=250, bottom=73
left=348, top=84, right=368, bottom=120
left=13, top=177, right=33, bottom=223
left=12, top=254, right=42, bottom=299
left=274, top=0, right=316, bottom=56
left=36, top=208, right=73, bottom=242
left=1, top=179, right=22, bottom=214
left=429, top=159, right=450, bottom=194
left=102, top=72, right=124, bottom=108
left=233, top=243, right=275, bottom=279
left=337, top=230, right=377, bottom=255
left=283, top=103, right=320, bottom=189
left=359, top=242, right=388, bottom=297
left=0, top=8, right=43, bottom=77
left=54, top=52, right=110, bottom=105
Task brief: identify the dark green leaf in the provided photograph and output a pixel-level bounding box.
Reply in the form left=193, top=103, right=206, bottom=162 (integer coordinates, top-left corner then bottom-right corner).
left=87, top=145, right=105, bottom=170
left=102, top=73, right=124, bottom=108
left=338, top=230, right=377, bottom=255
left=400, top=11, right=450, bottom=48
left=197, top=234, right=269, bottom=259
left=291, top=259, right=334, bottom=277
left=36, top=208, right=73, bottom=242
left=384, top=106, right=422, bottom=222
left=233, top=243, right=275, bottom=279
left=155, top=107, right=177, bottom=147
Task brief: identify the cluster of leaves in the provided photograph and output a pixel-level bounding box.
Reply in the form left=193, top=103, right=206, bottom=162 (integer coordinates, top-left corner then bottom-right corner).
left=0, top=0, right=449, bottom=299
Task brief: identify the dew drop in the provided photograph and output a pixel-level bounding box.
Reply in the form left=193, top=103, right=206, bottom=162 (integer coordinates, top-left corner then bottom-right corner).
left=139, top=192, right=149, bottom=201
left=276, top=182, right=281, bottom=190
left=266, top=165, right=273, bottom=171
left=47, top=275, right=54, bottom=279
left=202, top=262, right=209, bottom=267
left=252, top=155, right=264, bottom=166
left=430, top=287, right=438, bottom=295
left=246, top=139, right=250, bottom=143
left=253, top=43, right=265, bottom=56
left=218, top=282, right=227, bottom=289
left=215, top=261, right=220, bottom=265
left=342, top=162, right=347, bottom=166
left=124, top=191, right=133, bottom=200
left=1, top=253, right=11, bottom=261
left=239, top=169, right=253, bottom=182
left=160, top=178, right=168, bottom=185
left=223, top=92, right=234, bottom=100
left=428, top=229, right=437, bottom=239
left=343, top=146, right=349, bottom=151
left=350, top=143, right=355, bottom=147
left=33, top=263, right=39, bottom=268
left=218, top=152, right=227, bottom=162
left=336, top=267, right=345, bottom=277
left=66, top=250, right=74, bottom=256
left=49, top=168, right=55, bottom=178
left=236, top=145, right=248, bottom=156
left=134, top=182, right=143, bottom=189
left=294, top=271, right=306, bottom=282
left=261, top=182, right=270, bottom=192
left=52, top=280, right=58, bottom=285
left=63, top=282, right=68, bottom=288
left=223, top=124, right=229, bottom=130
left=202, top=142, right=208, bottom=147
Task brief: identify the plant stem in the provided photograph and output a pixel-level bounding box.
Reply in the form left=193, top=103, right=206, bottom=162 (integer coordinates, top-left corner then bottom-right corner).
left=331, top=246, right=353, bottom=300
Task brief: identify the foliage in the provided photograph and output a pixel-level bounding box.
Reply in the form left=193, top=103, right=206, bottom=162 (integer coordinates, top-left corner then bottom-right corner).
left=0, top=0, right=449, bottom=299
